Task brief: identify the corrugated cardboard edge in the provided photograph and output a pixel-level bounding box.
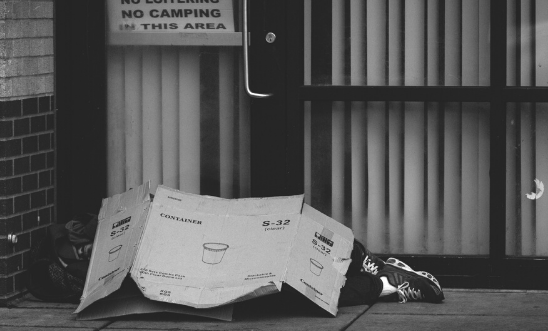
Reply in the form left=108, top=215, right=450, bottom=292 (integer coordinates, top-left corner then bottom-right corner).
left=326, top=241, right=353, bottom=316
left=130, top=281, right=284, bottom=310
left=76, top=278, right=233, bottom=321
left=76, top=293, right=233, bottom=322
left=149, top=185, right=305, bottom=216
left=223, top=282, right=281, bottom=304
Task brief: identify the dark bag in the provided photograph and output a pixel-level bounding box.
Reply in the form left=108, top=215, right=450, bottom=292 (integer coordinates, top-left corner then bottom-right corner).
left=26, top=214, right=97, bottom=303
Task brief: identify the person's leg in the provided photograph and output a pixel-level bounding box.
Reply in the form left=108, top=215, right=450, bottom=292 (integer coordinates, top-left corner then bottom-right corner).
left=347, top=239, right=385, bottom=276
left=339, top=273, right=383, bottom=306
left=339, top=240, right=385, bottom=306
left=344, top=239, right=444, bottom=305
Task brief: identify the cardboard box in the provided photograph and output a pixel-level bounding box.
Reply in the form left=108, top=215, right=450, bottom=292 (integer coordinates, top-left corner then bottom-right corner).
left=75, top=183, right=354, bottom=320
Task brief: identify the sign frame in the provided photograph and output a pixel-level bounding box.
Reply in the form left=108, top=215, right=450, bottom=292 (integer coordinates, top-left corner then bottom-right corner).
left=106, top=0, right=241, bottom=46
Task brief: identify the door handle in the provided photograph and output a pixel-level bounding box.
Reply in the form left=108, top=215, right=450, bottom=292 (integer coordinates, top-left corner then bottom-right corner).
left=243, top=0, right=272, bottom=98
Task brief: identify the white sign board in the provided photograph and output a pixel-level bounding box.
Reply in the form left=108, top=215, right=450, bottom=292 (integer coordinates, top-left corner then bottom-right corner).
left=107, top=0, right=235, bottom=33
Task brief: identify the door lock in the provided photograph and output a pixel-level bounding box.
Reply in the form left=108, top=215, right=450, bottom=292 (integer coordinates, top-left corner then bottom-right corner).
left=265, top=32, right=276, bottom=43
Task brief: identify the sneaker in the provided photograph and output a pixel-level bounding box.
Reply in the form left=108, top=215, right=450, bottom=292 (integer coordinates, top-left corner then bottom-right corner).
left=347, top=240, right=385, bottom=276
left=361, top=248, right=385, bottom=275
left=377, top=258, right=444, bottom=303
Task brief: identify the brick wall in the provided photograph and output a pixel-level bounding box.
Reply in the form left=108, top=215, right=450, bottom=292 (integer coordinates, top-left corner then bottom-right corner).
left=0, top=0, right=55, bottom=305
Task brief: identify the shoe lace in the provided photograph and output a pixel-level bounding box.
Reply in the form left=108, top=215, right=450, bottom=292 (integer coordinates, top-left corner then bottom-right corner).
left=396, top=282, right=423, bottom=303
left=362, top=257, right=379, bottom=275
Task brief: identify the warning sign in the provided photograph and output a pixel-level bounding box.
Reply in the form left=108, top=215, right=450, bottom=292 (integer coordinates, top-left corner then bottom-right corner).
left=107, top=0, right=235, bottom=33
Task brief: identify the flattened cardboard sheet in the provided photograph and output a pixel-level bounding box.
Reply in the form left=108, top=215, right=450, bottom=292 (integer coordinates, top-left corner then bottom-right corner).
left=76, top=184, right=354, bottom=319
left=131, top=186, right=304, bottom=308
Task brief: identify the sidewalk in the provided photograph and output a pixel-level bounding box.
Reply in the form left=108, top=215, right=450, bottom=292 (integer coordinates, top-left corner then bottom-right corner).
left=2, top=289, right=548, bottom=331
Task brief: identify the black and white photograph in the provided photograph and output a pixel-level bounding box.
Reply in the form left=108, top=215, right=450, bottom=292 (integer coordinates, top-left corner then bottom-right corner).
left=1, top=1, right=548, bottom=330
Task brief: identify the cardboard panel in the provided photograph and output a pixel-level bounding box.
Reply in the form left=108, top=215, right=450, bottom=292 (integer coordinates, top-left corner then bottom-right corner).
left=76, top=182, right=151, bottom=313
left=131, top=186, right=303, bottom=308
left=284, top=204, right=354, bottom=316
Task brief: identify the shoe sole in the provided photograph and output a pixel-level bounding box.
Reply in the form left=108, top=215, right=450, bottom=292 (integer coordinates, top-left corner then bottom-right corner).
left=385, top=258, right=443, bottom=295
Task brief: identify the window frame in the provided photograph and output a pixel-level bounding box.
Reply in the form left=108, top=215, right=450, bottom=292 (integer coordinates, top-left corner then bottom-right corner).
left=284, top=0, right=548, bottom=289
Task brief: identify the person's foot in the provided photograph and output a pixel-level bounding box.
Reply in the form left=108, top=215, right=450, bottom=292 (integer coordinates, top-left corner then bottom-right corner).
left=348, top=240, right=385, bottom=276
left=361, top=247, right=385, bottom=275
left=377, top=258, right=444, bottom=303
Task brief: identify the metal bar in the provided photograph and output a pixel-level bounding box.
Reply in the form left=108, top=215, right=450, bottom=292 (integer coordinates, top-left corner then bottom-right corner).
left=350, top=0, right=367, bottom=241
left=489, top=0, right=507, bottom=260
left=161, top=47, right=179, bottom=189
left=403, top=0, right=426, bottom=253
left=331, top=0, right=345, bottom=224
left=178, top=49, right=201, bottom=194
left=107, top=48, right=126, bottom=196
left=299, top=86, right=492, bottom=102
left=108, top=32, right=242, bottom=46
left=300, top=85, right=548, bottom=102
left=219, top=48, right=235, bottom=198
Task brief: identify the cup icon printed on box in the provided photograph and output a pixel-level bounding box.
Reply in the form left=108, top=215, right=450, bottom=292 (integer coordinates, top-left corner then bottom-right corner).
left=108, top=245, right=122, bottom=262
left=202, top=243, right=229, bottom=264
left=310, top=258, right=324, bottom=276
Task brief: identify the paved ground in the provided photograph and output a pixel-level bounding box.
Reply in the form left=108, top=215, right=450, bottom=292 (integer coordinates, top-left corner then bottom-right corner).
left=2, top=289, right=548, bottom=330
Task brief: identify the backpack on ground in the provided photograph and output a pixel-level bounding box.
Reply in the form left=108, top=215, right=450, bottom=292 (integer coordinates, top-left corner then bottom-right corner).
left=26, top=213, right=96, bottom=303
